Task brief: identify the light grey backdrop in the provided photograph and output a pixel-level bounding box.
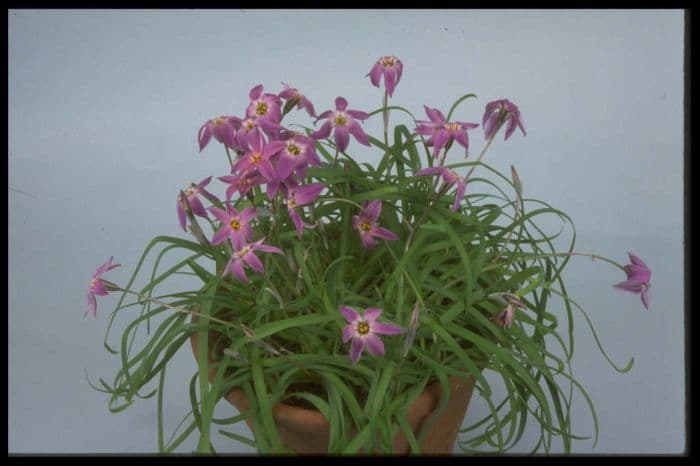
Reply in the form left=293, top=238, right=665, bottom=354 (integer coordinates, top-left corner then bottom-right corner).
left=8, top=9, right=685, bottom=454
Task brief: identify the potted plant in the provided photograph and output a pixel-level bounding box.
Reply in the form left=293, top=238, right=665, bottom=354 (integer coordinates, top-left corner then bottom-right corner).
left=85, top=55, right=652, bottom=455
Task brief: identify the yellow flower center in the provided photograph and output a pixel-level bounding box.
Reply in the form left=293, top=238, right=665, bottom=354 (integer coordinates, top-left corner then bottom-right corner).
left=287, top=195, right=296, bottom=209
left=185, top=186, right=196, bottom=197
left=334, top=113, right=347, bottom=126
left=244, top=120, right=255, bottom=131
left=381, top=57, right=396, bottom=67
left=251, top=153, right=262, bottom=164
left=444, top=122, right=460, bottom=131
left=256, top=101, right=268, bottom=116
left=90, top=278, right=97, bottom=289
left=213, top=116, right=226, bottom=125
left=230, top=218, right=241, bottom=231
left=360, top=222, right=372, bottom=232
left=356, top=321, right=370, bottom=336
left=287, top=143, right=302, bottom=156
left=236, top=246, right=251, bottom=258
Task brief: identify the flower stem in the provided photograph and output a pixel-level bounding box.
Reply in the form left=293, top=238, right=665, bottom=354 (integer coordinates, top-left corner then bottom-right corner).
left=484, top=251, right=628, bottom=273
left=224, top=146, right=235, bottom=170
left=382, top=91, right=389, bottom=148
left=464, top=130, right=497, bottom=182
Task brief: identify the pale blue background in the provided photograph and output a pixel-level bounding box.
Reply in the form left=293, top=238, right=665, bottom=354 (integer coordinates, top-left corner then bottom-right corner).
left=8, top=9, right=685, bottom=454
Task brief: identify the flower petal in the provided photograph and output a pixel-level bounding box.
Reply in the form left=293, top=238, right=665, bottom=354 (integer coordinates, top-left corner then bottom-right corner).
left=348, top=120, right=370, bottom=146
left=364, top=200, right=382, bottom=221
left=368, top=63, right=382, bottom=87
left=243, top=250, right=265, bottom=273
left=384, top=67, right=397, bottom=97
left=294, top=183, right=325, bottom=206
left=230, top=259, right=249, bottom=284
left=340, top=306, right=360, bottom=323
left=177, top=199, right=187, bottom=231
left=210, top=227, right=230, bottom=246
left=350, top=337, right=364, bottom=364
left=198, top=123, right=213, bottom=152
left=342, top=324, right=355, bottom=343
left=372, top=226, right=399, bottom=241
left=249, top=84, right=263, bottom=100
left=363, top=307, right=383, bottom=321
left=641, top=287, right=650, bottom=310
left=364, top=334, right=385, bottom=357
left=333, top=126, right=350, bottom=152
left=335, top=96, right=348, bottom=111
left=372, top=322, right=404, bottom=335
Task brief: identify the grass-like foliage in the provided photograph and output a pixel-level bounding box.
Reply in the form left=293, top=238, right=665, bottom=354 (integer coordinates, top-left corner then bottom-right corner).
left=85, top=57, right=648, bottom=455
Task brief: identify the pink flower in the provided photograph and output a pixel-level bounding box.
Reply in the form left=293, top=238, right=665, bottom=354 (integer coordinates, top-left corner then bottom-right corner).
left=85, top=256, right=120, bottom=318
left=490, top=304, right=516, bottom=329
left=197, top=116, right=242, bottom=152
left=285, top=183, right=325, bottom=239
left=415, top=106, right=479, bottom=158
left=415, top=166, right=467, bottom=212
left=222, top=238, right=283, bottom=284
left=235, top=116, right=283, bottom=152
left=209, top=203, right=257, bottom=250
left=482, top=99, right=526, bottom=141
left=232, top=133, right=286, bottom=181
left=218, top=172, right=265, bottom=200
left=176, top=176, right=219, bottom=231
left=313, top=97, right=370, bottom=153
left=352, top=200, right=399, bottom=249
left=275, top=134, right=321, bottom=182
left=614, top=252, right=652, bottom=310
left=366, top=55, right=404, bottom=97
left=279, top=82, right=316, bottom=117
left=341, top=306, right=404, bottom=364
left=488, top=293, right=525, bottom=329
left=245, top=84, right=282, bottom=123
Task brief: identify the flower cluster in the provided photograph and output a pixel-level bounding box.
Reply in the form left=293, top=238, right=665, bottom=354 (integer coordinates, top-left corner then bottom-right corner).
left=86, top=55, right=652, bottom=455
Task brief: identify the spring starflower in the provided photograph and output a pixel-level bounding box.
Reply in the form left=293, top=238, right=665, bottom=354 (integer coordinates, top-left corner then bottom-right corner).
left=415, top=106, right=479, bottom=158
left=482, top=99, right=526, bottom=141
left=85, top=256, right=121, bottom=318
left=340, top=306, right=404, bottom=364
left=415, top=166, right=467, bottom=212
left=313, top=97, right=370, bottom=152
left=352, top=200, right=399, bottom=248
left=614, top=252, right=652, bottom=310
left=366, top=55, right=404, bottom=97
left=222, top=238, right=283, bottom=284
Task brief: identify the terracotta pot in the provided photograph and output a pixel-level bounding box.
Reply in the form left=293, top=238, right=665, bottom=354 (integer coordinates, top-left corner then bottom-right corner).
left=190, top=326, right=477, bottom=454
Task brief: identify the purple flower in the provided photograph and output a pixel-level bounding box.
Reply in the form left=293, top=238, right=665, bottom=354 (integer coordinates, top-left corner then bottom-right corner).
left=235, top=117, right=283, bottom=152
left=366, top=55, right=404, bottom=97
left=482, top=99, right=526, bottom=141
left=272, top=134, right=321, bottom=186
left=285, top=182, right=325, bottom=239
left=85, top=256, right=120, bottom=318
left=209, top=203, right=257, bottom=250
left=352, top=200, right=399, bottom=249
left=341, top=306, right=404, bottom=364
left=279, top=82, right=316, bottom=117
left=313, top=97, right=370, bottom=153
left=245, top=84, right=282, bottom=123
left=490, top=304, right=516, bottom=329
left=222, top=238, right=283, bottom=284
left=218, top=172, right=265, bottom=200
left=614, top=252, right=652, bottom=310
left=415, top=106, right=479, bottom=158
left=232, top=133, right=286, bottom=181
left=198, top=116, right=241, bottom=152
left=416, top=166, right=467, bottom=212
left=176, top=176, right=219, bottom=231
